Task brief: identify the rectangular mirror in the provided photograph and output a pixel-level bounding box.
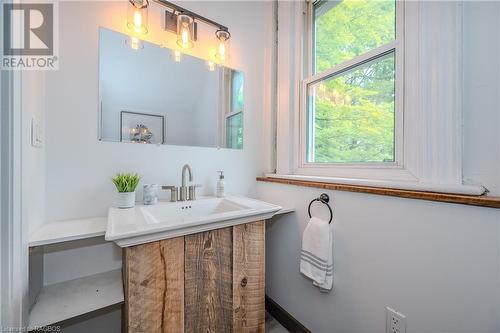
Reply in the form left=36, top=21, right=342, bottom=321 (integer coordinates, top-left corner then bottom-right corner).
left=98, top=28, right=244, bottom=149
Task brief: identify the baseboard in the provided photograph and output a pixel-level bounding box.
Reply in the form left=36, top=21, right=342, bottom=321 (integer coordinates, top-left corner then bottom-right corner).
left=265, top=295, right=311, bottom=333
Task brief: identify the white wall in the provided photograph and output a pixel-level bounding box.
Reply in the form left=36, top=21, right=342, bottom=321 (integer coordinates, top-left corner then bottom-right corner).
left=260, top=184, right=500, bottom=333
left=261, top=2, right=500, bottom=333
left=44, top=0, right=274, bottom=222
left=22, top=71, right=46, bottom=235
left=22, top=71, right=46, bottom=317
left=462, top=1, right=500, bottom=195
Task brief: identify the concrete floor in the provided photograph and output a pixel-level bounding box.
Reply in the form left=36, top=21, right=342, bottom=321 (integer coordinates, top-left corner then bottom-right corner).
left=266, top=312, right=289, bottom=333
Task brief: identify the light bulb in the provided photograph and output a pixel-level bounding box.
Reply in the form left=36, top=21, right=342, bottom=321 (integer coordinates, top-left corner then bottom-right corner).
left=176, top=14, right=194, bottom=49
left=218, top=42, right=226, bottom=61
left=129, top=36, right=142, bottom=50
left=207, top=60, right=216, bottom=71
left=181, top=25, right=189, bottom=48
left=133, top=10, right=142, bottom=33
left=215, top=30, right=230, bottom=62
left=127, top=0, right=148, bottom=35
left=174, top=50, right=182, bottom=62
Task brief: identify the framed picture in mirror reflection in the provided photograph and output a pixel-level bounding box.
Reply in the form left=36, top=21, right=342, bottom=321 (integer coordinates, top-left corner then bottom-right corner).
left=120, top=111, right=165, bottom=145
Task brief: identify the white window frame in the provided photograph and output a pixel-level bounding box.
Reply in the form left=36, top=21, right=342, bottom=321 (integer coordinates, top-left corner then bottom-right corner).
left=298, top=0, right=405, bottom=180
left=224, top=110, right=243, bottom=148
left=219, top=68, right=244, bottom=149
left=273, top=1, right=486, bottom=195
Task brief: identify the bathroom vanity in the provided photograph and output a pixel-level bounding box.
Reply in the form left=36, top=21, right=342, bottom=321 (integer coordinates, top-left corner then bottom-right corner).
left=25, top=21, right=283, bottom=332
left=106, top=196, right=281, bottom=332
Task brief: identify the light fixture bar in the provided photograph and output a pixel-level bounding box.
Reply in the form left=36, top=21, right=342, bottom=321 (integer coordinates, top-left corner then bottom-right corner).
left=153, top=0, right=228, bottom=32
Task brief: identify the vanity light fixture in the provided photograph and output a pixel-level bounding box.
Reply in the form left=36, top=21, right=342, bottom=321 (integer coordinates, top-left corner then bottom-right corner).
left=126, top=0, right=148, bottom=50
left=158, top=0, right=231, bottom=62
left=127, top=0, right=149, bottom=35
left=215, top=29, right=230, bottom=61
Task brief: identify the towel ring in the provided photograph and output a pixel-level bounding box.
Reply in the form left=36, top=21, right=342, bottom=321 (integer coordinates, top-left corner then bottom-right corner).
left=308, top=193, right=333, bottom=224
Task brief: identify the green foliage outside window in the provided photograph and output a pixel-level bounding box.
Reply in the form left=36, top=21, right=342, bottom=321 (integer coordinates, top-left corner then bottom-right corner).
left=226, top=113, right=243, bottom=149
left=226, top=71, right=244, bottom=149
left=309, top=0, right=396, bottom=163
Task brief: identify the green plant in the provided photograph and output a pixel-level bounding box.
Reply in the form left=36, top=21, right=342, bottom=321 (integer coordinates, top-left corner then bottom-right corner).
left=112, top=173, right=141, bottom=193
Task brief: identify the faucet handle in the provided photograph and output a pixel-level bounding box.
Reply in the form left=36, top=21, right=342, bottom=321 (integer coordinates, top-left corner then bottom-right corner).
left=161, top=185, right=178, bottom=202
left=188, top=184, right=203, bottom=201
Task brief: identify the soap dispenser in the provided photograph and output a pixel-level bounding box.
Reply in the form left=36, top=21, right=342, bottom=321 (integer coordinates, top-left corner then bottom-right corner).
left=216, top=171, right=225, bottom=198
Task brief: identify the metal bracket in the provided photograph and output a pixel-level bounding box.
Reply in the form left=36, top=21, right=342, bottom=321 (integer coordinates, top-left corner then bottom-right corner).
left=164, top=10, right=198, bottom=41
left=155, top=0, right=228, bottom=31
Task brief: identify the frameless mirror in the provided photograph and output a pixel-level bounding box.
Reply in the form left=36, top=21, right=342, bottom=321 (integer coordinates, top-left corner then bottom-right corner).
left=98, top=28, right=244, bottom=149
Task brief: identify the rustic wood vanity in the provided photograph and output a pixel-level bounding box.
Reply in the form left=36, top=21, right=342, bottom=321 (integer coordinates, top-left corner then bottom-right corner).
left=105, top=196, right=283, bottom=333
left=122, top=220, right=265, bottom=333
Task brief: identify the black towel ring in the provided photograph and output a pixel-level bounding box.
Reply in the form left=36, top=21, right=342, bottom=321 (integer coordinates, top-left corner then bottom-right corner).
left=308, top=193, right=333, bottom=224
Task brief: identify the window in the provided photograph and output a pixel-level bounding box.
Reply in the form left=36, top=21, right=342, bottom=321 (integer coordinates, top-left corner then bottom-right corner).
left=275, top=1, right=475, bottom=193
left=226, top=112, right=243, bottom=149
left=302, top=0, right=402, bottom=166
left=225, top=70, right=244, bottom=149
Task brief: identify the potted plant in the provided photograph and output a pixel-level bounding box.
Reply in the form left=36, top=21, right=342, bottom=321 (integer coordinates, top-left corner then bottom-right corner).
left=112, top=173, right=141, bottom=208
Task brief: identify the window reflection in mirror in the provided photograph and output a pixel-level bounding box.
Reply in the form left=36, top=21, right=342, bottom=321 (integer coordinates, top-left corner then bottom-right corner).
left=98, top=28, right=244, bottom=149
left=225, top=70, right=244, bottom=149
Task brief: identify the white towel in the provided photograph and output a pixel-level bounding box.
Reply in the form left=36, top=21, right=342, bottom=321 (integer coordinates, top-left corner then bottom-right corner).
left=300, top=217, right=334, bottom=292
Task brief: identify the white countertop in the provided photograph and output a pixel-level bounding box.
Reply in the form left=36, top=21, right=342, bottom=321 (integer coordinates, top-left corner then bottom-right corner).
left=106, top=196, right=282, bottom=247
left=28, top=199, right=292, bottom=248
left=29, top=217, right=108, bottom=247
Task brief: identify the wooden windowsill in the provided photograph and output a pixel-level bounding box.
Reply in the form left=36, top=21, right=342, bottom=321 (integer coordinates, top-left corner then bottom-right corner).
left=256, top=177, right=500, bottom=209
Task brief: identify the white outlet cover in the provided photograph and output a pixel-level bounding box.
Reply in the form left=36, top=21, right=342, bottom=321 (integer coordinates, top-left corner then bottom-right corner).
left=386, top=307, right=406, bottom=333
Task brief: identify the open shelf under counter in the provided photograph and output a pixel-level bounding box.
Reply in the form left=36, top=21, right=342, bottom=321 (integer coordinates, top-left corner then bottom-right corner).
left=29, top=217, right=108, bottom=247
left=29, top=269, right=124, bottom=328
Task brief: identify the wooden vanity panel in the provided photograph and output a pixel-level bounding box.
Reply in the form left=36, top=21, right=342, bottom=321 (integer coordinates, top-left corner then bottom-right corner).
left=233, top=221, right=265, bottom=333
left=123, top=242, right=164, bottom=332
left=160, top=237, right=185, bottom=331
left=123, top=237, right=184, bottom=333
left=123, top=221, right=265, bottom=333
left=184, top=227, right=233, bottom=333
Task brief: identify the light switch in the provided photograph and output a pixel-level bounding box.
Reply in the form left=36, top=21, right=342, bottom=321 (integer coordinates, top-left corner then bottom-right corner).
left=31, top=117, right=43, bottom=148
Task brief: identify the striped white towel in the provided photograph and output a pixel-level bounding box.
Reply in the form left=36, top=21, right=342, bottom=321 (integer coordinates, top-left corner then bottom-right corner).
left=300, top=217, right=333, bottom=292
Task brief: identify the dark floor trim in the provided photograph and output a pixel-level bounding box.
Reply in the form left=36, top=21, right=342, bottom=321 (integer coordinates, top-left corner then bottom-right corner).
left=266, top=295, right=311, bottom=333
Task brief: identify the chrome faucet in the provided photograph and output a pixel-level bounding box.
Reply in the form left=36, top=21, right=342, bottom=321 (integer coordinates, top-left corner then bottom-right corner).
left=179, top=164, right=193, bottom=201
left=162, top=164, right=202, bottom=202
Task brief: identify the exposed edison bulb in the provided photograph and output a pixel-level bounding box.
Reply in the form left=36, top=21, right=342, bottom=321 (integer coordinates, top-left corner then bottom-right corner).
left=218, top=42, right=226, bottom=61
left=173, top=50, right=182, bottom=62
left=207, top=60, right=216, bottom=71
left=133, top=10, right=143, bottom=33
left=128, top=36, right=143, bottom=50
left=176, top=14, right=194, bottom=49
left=127, top=0, right=148, bottom=35
left=215, top=30, right=230, bottom=62
left=180, top=25, right=190, bottom=47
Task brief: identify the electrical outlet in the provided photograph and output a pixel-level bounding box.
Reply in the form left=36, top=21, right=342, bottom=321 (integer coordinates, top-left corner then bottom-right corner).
left=386, top=307, right=406, bottom=333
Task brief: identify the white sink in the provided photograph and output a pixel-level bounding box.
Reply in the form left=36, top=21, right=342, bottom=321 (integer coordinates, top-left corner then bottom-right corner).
left=105, top=196, right=281, bottom=247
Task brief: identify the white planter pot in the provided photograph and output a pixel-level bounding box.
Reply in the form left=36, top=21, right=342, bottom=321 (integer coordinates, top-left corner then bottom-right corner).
left=116, top=192, right=136, bottom=209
